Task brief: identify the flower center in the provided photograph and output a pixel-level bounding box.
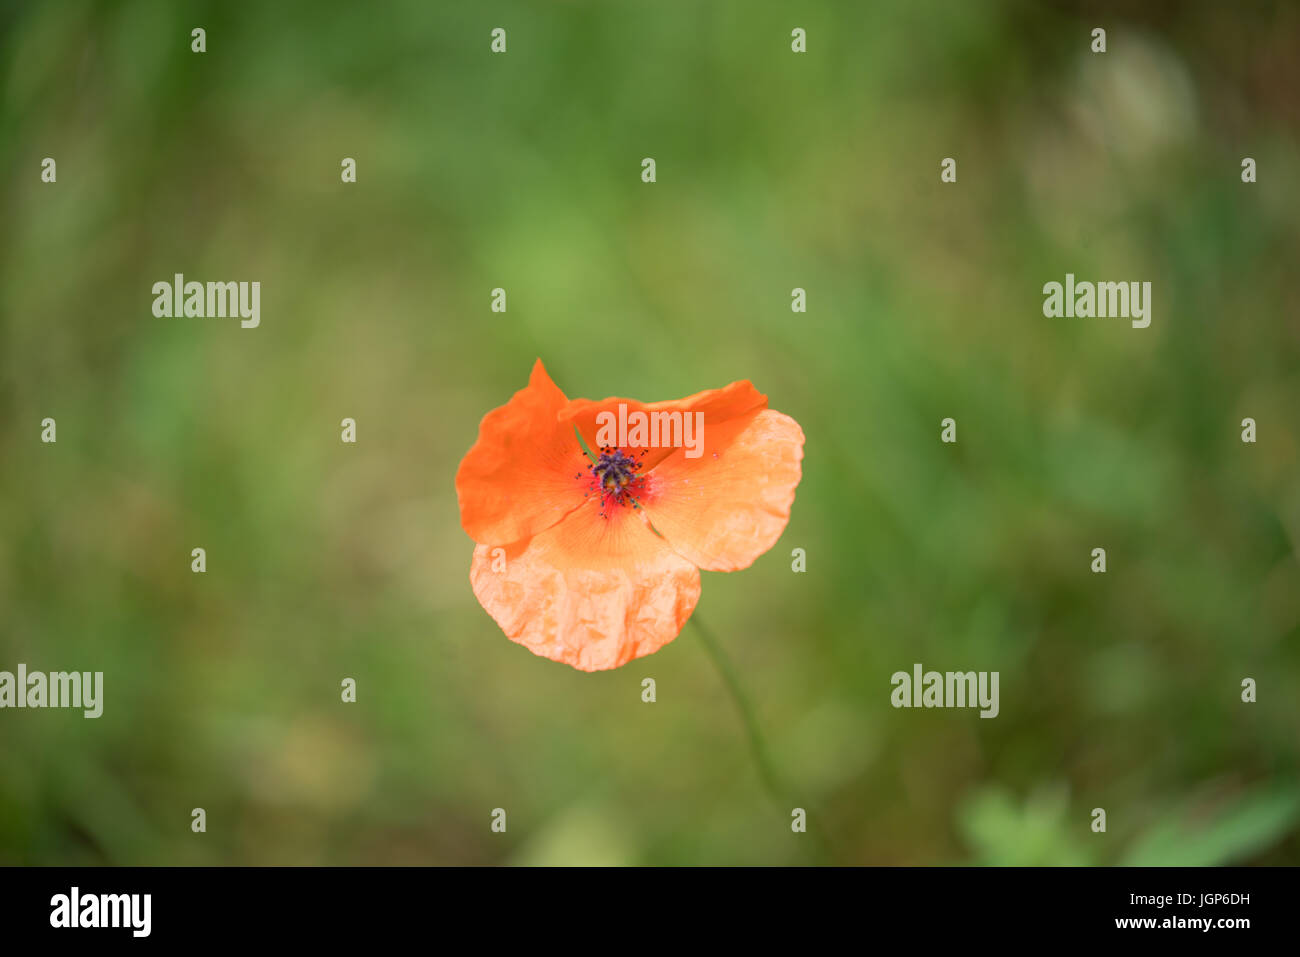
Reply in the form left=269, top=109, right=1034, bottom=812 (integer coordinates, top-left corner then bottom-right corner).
left=577, top=447, right=647, bottom=518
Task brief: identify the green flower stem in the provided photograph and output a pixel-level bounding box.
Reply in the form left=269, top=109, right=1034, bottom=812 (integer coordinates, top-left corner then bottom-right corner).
left=573, top=424, right=599, bottom=465
left=692, top=615, right=786, bottom=803
left=693, top=615, right=837, bottom=863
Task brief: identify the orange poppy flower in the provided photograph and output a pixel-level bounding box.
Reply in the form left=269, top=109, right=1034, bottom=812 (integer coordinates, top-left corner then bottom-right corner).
left=456, top=360, right=804, bottom=671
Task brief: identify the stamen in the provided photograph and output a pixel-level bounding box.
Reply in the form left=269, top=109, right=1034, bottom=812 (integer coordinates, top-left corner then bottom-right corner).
left=583, top=447, right=647, bottom=519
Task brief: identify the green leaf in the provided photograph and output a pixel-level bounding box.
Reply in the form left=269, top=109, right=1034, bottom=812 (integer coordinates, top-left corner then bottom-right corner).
left=956, top=785, right=1092, bottom=866
left=1123, top=786, right=1300, bottom=866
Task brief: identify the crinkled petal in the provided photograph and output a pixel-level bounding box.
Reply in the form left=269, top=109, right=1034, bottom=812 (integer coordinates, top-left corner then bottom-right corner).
left=470, top=499, right=701, bottom=671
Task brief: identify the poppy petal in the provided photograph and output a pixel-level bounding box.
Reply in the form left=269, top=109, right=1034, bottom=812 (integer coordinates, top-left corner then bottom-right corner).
left=560, top=379, right=768, bottom=471
left=638, top=409, right=804, bottom=572
left=456, top=359, right=590, bottom=545
left=470, top=500, right=702, bottom=671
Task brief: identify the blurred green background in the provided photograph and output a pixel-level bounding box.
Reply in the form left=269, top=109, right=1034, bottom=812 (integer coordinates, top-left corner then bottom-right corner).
left=2, top=0, right=1299, bottom=865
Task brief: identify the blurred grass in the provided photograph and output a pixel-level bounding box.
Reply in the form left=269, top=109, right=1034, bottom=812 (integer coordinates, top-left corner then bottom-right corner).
left=1, top=0, right=1298, bottom=865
